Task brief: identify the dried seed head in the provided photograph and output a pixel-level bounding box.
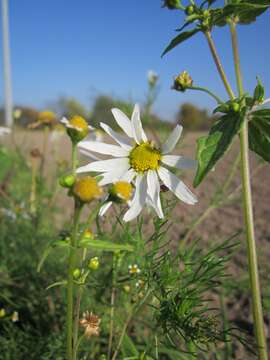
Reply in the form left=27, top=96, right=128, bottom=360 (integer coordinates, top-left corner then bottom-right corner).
left=79, top=311, right=101, bottom=338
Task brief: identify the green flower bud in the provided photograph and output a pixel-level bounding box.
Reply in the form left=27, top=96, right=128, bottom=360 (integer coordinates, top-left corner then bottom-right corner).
left=123, top=285, right=131, bottom=293
left=66, top=116, right=89, bottom=144
left=163, top=0, right=181, bottom=10
left=73, top=268, right=81, bottom=279
left=88, top=257, right=99, bottom=271
left=173, top=71, right=193, bottom=92
left=185, top=5, right=194, bottom=16
left=230, top=102, right=240, bottom=113
left=203, top=9, right=210, bottom=18
left=59, top=174, right=76, bottom=188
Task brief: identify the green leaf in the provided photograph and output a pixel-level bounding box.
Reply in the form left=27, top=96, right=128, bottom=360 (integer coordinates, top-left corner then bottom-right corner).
left=78, top=238, right=134, bottom=252
left=37, top=246, right=52, bottom=272
left=194, top=112, right=245, bottom=187
left=162, top=28, right=200, bottom=57
left=249, top=109, right=270, bottom=162
left=253, top=77, right=264, bottom=104
left=46, top=280, right=67, bottom=291
left=121, top=334, right=139, bottom=358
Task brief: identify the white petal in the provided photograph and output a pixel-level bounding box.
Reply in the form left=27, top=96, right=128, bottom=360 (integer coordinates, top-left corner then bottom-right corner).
left=99, top=202, right=112, bottom=216
left=100, top=122, right=132, bottom=150
left=79, top=148, right=101, bottom=161
left=123, top=174, right=147, bottom=222
left=120, top=168, right=136, bottom=183
left=162, top=155, right=197, bottom=169
left=111, top=108, right=133, bottom=138
left=162, top=125, right=183, bottom=154
left=78, top=141, right=129, bottom=157
left=131, top=104, right=148, bottom=144
left=77, top=158, right=129, bottom=174
left=146, top=195, right=164, bottom=219
left=99, top=167, right=129, bottom=186
left=147, top=170, right=164, bottom=218
left=158, top=166, right=197, bottom=205
left=60, top=117, right=69, bottom=125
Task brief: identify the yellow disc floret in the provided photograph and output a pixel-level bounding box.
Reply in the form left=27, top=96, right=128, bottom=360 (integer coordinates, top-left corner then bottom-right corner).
left=73, top=176, right=102, bottom=203
left=129, top=142, right=161, bottom=173
left=38, top=110, right=56, bottom=124
left=67, top=116, right=89, bottom=143
left=110, top=181, right=133, bottom=202
left=69, top=116, right=89, bottom=132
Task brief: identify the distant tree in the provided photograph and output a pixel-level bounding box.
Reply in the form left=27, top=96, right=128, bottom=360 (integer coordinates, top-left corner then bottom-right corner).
left=52, top=97, right=89, bottom=119
left=176, top=102, right=217, bottom=131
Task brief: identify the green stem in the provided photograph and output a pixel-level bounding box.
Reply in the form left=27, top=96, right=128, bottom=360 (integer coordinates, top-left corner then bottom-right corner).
left=189, top=86, right=223, bottom=104
left=72, top=143, right=77, bottom=176
left=107, top=255, right=117, bottom=360
left=219, top=290, right=232, bottom=360
left=67, top=202, right=82, bottom=360
left=230, top=22, right=268, bottom=360
left=204, top=31, right=235, bottom=100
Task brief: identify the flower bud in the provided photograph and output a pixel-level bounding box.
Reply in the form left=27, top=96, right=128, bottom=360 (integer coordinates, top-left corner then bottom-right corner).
left=185, top=5, right=194, bottom=15
left=230, top=102, right=240, bottom=113
left=59, top=174, right=76, bottom=188
left=73, top=268, right=81, bottom=279
left=123, top=285, right=131, bottom=293
left=88, top=257, right=99, bottom=271
left=173, top=71, right=193, bottom=92
left=38, top=110, right=56, bottom=125
left=0, top=308, right=6, bottom=318
left=83, top=228, right=94, bottom=239
left=162, top=0, right=181, bottom=10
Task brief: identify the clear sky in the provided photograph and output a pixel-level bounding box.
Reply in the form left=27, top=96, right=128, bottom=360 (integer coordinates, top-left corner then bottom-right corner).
left=0, top=0, right=269, bottom=121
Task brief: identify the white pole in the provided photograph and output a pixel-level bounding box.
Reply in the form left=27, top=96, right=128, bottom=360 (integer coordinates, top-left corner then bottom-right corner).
left=1, top=0, right=13, bottom=127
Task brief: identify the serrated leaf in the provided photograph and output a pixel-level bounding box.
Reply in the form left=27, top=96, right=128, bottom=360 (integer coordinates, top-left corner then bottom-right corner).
left=249, top=109, right=270, bottom=162
left=78, top=238, right=134, bottom=252
left=162, top=28, right=200, bottom=57
left=194, top=112, right=245, bottom=187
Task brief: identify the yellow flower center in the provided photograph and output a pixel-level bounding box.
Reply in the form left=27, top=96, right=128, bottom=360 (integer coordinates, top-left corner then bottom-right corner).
left=83, top=228, right=94, bottom=239
left=69, top=116, right=89, bottom=132
left=73, top=176, right=103, bottom=203
left=111, top=181, right=133, bottom=201
left=129, top=142, right=161, bottom=173
left=38, top=110, right=56, bottom=124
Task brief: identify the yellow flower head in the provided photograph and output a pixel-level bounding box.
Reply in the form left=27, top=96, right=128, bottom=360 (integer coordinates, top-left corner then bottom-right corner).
left=110, top=181, right=133, bottom=203
left=73, top=176, right=102, bottom=203
left=38, top=110, right=56, bottom=125
left=173, top=71, right=193, bottom=92
left=67, top=116, right=89, bottom=143
left=83, top=228, right=94, bottom=239
left=129, top=142, right=161, bottom=173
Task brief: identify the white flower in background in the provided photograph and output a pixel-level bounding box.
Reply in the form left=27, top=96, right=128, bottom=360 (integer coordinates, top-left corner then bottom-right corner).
left=0, top=127, right=11, bottom=137
left=147, top=70, right=158, bottom=86
left=77, top=104, right=197, bottom=222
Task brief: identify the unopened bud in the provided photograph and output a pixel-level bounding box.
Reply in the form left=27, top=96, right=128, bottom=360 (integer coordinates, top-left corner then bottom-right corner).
left=185, top=5, right=194, bottom=15
left=162, top=0, right=181, bottom=10
left=173, top=71, right=193, bottom=92
left=59, top=174, right=76, bottom=188
left=73, top=268, right=81, bottom=279
left=88, top=257, right=99, bottom=271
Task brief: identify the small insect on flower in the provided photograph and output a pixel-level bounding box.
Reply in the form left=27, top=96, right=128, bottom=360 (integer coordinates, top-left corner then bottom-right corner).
left=99, top=181, right=133, bottom=216
left=79, top=311, right=101, bottom=338
left=173, top=71, right=193, bottom=92
left=77, top=104, right=197, bottom=221
left=128, top=264, right=141, bottom=275
left=73, top=176, right=103, bottom=203
left=60, top=115, right=92, bottom=143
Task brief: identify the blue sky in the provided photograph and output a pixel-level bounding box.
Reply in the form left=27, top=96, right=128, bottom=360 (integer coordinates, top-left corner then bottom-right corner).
left=0, top=0, right=269, bottom=121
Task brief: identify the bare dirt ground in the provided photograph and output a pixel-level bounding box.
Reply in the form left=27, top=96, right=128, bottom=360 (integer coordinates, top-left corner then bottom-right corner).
left=4, top=128, right=270, bottom=359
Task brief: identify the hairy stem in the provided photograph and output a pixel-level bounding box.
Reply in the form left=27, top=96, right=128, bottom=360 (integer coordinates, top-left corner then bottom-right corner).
left=204, top=31, right=235, bottom=100
left=67, top=203, right=82, bottom=360
left=189, top=85, right=224, bottom=104
left=230, top=21, right=268, bottom=359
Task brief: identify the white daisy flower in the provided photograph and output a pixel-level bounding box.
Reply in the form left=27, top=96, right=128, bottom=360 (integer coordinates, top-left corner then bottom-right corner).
left=77, top=104, right=198, bottom=222
left=0, top=126, right=11, bottom=137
